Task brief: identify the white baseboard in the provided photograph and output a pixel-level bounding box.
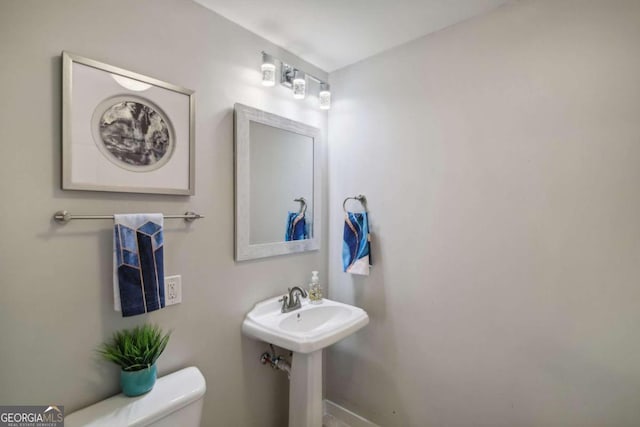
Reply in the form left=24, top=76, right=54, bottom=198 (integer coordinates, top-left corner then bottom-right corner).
left=323, top=399, right=379, bottom=427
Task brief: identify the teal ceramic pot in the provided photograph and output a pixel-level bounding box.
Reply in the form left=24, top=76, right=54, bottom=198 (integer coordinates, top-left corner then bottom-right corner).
left=120, top=364, right=157, bottom=397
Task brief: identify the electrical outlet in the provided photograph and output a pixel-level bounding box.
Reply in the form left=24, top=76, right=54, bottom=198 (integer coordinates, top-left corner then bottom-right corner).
left=164, top=275, right=182, bottom=306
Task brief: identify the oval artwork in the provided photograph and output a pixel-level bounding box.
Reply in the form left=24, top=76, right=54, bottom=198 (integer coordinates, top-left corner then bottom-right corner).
left=97, top=101, right=172, bottom=169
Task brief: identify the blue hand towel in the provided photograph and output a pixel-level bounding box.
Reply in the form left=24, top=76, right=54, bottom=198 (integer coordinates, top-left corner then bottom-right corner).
left=342, top=211, right=371, bottom=275
left=285, top=211, right=308, bottom=241
left=113, top=214, right=165, bottom=317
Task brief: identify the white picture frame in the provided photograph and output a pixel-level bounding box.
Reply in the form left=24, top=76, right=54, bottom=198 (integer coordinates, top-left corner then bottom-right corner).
left=62, top=51, right=195, bottom=195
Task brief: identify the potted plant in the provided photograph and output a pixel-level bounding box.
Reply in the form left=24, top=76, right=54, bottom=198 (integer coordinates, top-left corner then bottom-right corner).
left=98, top=324, right=171, bottom=397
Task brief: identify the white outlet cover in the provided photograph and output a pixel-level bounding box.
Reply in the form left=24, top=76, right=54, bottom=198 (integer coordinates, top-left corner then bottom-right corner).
left=165, top=275, right=182, bottom=306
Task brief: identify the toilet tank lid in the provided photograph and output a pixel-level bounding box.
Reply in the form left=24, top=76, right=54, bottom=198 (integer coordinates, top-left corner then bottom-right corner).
left=65, top=366, right=206, bottom=427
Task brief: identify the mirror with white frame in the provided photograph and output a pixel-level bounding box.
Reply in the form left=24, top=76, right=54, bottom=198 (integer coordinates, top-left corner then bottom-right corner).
left=234, top=103, right=321, bottom=261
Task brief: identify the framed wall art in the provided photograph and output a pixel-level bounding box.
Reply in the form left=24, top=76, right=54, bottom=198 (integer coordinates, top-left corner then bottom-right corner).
left=62, top=51, right=195, bottom=195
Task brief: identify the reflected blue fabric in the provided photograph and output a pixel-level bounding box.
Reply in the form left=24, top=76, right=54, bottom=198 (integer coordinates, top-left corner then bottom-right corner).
left=115, top=219, right=165, bottom=317
left=285, top=212, right=308, bottom=241
left=342, top=212, right=371, bottom=273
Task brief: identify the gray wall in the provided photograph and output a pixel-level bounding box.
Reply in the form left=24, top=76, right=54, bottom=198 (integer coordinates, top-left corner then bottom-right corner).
left=0, top=1, right=327, bottom=426
left=327, top=0, right=640, bottom=426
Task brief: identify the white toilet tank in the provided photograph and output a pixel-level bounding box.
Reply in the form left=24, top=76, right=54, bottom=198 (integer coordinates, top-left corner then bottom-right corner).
left=65, top=367, right=206, bottom=427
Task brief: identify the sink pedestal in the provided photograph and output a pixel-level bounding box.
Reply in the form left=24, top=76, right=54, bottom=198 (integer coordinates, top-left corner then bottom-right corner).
left=289, top=350, right=323, bottom=427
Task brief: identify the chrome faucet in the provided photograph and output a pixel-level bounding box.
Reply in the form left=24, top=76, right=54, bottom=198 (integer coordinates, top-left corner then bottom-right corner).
left=279, top=286, right=308, bottom=313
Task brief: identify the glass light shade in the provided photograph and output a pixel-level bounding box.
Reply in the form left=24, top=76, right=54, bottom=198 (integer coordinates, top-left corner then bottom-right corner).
left=292, top=70, right=306, bottom=99
left=261, top=63, right=276, bottom=87
left=319, top=83, right=331, bottom=110
left=261, top=53, right=276, bottom=87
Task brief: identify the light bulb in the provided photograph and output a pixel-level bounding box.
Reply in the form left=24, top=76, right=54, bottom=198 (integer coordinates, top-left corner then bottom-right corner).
left=292, top=70, right=306, bottom=99
left=319, top=83, right=331, bottom=110
left=261, top=53, right=276, bottom=87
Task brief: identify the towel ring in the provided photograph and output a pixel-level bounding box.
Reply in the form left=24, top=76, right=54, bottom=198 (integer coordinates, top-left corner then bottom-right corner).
left=343, top=194, right=367, bottom=213
left=294, top=197, right=307, bottom=216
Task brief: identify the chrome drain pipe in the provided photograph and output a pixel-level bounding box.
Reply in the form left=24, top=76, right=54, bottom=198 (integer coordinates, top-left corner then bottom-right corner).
left=260, top=344, right=291, bottom=379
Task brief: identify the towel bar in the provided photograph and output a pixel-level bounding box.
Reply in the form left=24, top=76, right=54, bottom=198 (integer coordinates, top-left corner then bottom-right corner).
left=53, top=210, right=204, bottom=224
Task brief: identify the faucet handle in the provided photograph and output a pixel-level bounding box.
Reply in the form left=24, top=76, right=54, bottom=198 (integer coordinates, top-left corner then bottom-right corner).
left=279, top=295, right=291, bottom=313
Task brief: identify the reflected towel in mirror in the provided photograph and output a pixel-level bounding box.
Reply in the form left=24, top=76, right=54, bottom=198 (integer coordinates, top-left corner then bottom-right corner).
left=285, top=211, right=308, bottom=241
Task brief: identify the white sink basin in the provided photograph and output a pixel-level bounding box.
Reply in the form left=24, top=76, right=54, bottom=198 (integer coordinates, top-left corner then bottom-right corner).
left=242, top=296, right=369, bottom=353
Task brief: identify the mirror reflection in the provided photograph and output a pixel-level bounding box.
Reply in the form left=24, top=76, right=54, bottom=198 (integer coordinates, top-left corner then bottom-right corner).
left=249, top=122, right=314, bottom=244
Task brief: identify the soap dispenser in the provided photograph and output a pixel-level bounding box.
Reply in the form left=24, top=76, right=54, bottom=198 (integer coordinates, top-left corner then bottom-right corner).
left=308, top=271, right=322, bottom=304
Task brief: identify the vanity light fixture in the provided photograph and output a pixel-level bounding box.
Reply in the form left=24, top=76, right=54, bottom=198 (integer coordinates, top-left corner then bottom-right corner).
left=261, top=52, right=276, bottom=87
left=260, top=51, right=331, bottom=109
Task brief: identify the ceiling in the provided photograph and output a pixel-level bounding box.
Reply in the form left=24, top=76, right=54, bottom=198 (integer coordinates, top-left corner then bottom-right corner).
left=194, top=0, right=511, bottom=72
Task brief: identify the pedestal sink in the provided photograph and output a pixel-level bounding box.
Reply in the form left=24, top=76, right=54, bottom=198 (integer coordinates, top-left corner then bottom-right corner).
left=242, top=296, right=369, bottom=427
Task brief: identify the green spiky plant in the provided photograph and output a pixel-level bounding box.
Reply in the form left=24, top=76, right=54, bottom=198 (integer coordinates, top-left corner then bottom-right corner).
left=98, top=324, right=171, bottom=372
